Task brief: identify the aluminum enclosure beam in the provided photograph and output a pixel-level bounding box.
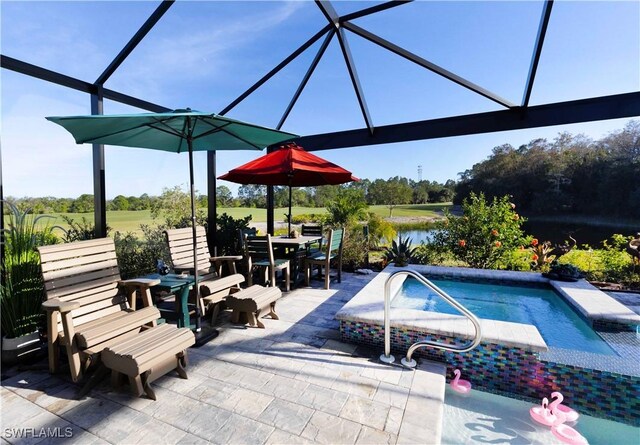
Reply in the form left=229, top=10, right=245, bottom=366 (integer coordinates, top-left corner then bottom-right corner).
left=316, top=1, right=374, bottom=134
left=277, top=29, right=335, bottom=130
left=340, top=1, right=413, bottom=23
left=96, top=0, right=175, bottom=85
left=91, top=90, right=107, bottom=238
left=1, top=56, right=170, bottom=113
left=219, top=25, right=332, bottom=116
left=522, top=0, right=553, bottom=107
left=343, top=22, right=515, bottom=109
left=292, top=92, right=640, bottom=151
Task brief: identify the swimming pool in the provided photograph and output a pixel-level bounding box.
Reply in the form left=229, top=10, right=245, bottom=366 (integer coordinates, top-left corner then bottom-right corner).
left=336, top=265, right=640, bottom=425
left=394, top=277, right=615, bottom=355
left=442, top=387, right=640, bottom=445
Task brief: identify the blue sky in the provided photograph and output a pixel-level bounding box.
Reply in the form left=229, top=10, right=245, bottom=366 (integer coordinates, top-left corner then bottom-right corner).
left=1, top=1, right=639, bottom=199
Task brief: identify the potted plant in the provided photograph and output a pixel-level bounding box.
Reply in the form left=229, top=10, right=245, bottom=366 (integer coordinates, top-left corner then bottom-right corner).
left=383, top=235, right=417, bottom=267
left=1, top=202, right=56, bottom=364
left=542, top=260, right=584, bottom=282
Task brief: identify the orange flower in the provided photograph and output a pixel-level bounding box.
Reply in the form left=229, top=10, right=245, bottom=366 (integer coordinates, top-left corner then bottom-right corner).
left=458, top=240, right=466, bottom=247
left=494, top=241, right=502, bottom=248
left=532, top=254, right=539, bottom=261
left=513, top=214, right=520, bottom=220
left=519, top=245, right=525, bottom=251
left=531, top=238, right=539, bottom=246
left=491, top=229, right=499, bottom=236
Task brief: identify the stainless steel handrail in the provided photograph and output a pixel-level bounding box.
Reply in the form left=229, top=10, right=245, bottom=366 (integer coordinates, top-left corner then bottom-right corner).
left=379, top=269, right=482, bottom=368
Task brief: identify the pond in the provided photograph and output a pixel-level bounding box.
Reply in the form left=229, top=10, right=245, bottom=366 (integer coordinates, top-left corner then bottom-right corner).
left=392, top=222, right=637, bottom=247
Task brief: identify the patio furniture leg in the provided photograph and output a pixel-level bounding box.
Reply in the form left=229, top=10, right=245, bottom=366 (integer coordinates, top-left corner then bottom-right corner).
left=247, top=309, right=265, bottom=328
left=111, top=370, right=121, bottom=388
left=61, top=312, right=82, bottom=382
left=268, top=302, right=279, bottom=320
left=210, top=302, right=221, bottom=325
left=46, top=310, right=60, bottom=374
left=130, top=375, right=144, bottom=397
left=284, top=267, right=290, bottom=291
left=141, top=371, right=156, bottom=401
left=325, top=265, right=330, bottom=289
left=177, top=353, right=188, bottom=379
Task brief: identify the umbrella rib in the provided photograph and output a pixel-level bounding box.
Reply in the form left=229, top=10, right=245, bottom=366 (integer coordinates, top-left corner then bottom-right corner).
left=74, top=119, right=162, bottom=143
left=192, top=122, right=232, bottom=139
left=197, top=120, right=264, bottom=150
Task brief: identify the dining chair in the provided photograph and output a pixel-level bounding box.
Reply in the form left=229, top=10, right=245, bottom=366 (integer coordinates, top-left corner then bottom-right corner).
left=301, top=224, right=324, bottom=253
left=304, top=227, right=344, bottom=290
left=243, top=234, right=291, bottom=291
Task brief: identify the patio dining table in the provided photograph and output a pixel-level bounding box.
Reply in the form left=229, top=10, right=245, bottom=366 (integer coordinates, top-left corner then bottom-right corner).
left=270, top=235, right=322, bottom=288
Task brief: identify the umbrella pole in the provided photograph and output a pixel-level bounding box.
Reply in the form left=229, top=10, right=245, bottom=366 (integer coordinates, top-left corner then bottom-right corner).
left=288, top=185, right=292, bottom=236
left=187, top=139, right=201, bottom=332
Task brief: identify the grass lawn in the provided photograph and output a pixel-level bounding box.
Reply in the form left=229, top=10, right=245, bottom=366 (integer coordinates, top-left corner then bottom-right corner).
left=369, top=203, right=451, bottom=218
left=41, top=203, right=451, bottom=236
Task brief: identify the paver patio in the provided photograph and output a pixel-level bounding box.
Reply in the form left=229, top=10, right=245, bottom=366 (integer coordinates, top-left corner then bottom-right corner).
left=1, top=272, right=446, bottom=445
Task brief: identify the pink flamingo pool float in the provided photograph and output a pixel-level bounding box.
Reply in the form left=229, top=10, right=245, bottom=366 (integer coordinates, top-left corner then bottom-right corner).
left=530, top=391, right=587, bottom=444
left=530, top=396, right=566, bottom=426
left=450, top=369, right=471, bottom=394
left=551, top=392, right=580, bottom=423
left=552, top=424, right=588, bottom=445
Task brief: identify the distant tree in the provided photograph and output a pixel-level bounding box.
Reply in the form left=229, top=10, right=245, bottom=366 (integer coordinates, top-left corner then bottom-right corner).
left=216, top=185, right=233, bottom=206
left=313, top=185, right=340, bottom=207
left=70, top=194, right=94, bottom=213
left=238, top=184, right=266, bottom=208
left=325, top=187, right=368, bottom=226
left=151, top=185, right=205, bottom=228
left=110, top=195, right=130, bottom=211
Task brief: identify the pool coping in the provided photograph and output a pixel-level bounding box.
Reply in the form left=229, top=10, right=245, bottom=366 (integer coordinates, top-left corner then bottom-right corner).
left=335, top=265, right=640, bottom=354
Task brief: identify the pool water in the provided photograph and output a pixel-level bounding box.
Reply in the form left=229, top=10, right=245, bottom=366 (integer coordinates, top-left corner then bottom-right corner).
left=393, top=278, right=615, bottom=355
left=442, top=387, right=639, bottom=445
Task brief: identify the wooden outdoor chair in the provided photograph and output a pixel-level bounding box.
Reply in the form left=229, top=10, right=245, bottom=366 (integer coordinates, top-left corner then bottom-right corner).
left=301, top=224, right=324, bottom=254
left=164, top=226, right=245, bottom=319
left=304, top=227, right=344, bottom=289
left=243, top=234, right=290, bottom=291
left=38, top=238, right=162, bottom=383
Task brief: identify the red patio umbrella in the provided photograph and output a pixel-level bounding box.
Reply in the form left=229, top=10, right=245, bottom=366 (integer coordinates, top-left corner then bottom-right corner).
left=219, top=142, right=358, bottom=235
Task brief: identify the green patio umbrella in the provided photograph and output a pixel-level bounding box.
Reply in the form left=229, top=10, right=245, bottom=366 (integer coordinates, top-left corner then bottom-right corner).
left=47, top=109, right=296, bottom=323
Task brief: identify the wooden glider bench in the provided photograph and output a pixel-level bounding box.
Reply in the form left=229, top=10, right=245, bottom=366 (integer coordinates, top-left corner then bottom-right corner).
left=38, top=238, right=164, bottom=384
left=164, top=226, right=245, bottom=322
left=224, top=285, right=282, bottom=328
left=101, top=324, right=195, bottom=400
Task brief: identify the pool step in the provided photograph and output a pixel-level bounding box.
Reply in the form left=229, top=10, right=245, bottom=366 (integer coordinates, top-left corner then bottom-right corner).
left=398, top=359, right=447, bottom=444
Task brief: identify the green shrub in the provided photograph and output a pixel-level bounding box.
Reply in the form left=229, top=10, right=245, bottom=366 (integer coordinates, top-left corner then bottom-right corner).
left=383, top=235, right=417, bottom=267
left=325, top=188, right=368, bottom=226
left=113, top=224, right=170, bottom=279
left=559, top=235, right=639, bottom=287
left=291, top=213, right=325, bottom=224
left=340, top=223, right=369, bottom=271
left=367, top=213, right=396, bottom=249
left=432, top=192, right=527, bottom=269
left=214, top=213, right=252, bottom=256
left=60, top=215, right=111, bottom=242
left=1, top=202, right=58, bottom=338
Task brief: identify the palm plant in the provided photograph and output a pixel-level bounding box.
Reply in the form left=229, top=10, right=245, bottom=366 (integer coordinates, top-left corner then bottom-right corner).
left=383, top=235, right=418, bottom=267
left=1, top=202, right=57, bottom=338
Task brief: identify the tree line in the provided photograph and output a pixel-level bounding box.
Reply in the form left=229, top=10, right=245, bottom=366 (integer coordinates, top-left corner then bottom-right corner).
left=6, top=119, right=638, bottom=218
left=455, top=120, right=640, bottom=218
left=4, top=178, right=455, bottom=214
